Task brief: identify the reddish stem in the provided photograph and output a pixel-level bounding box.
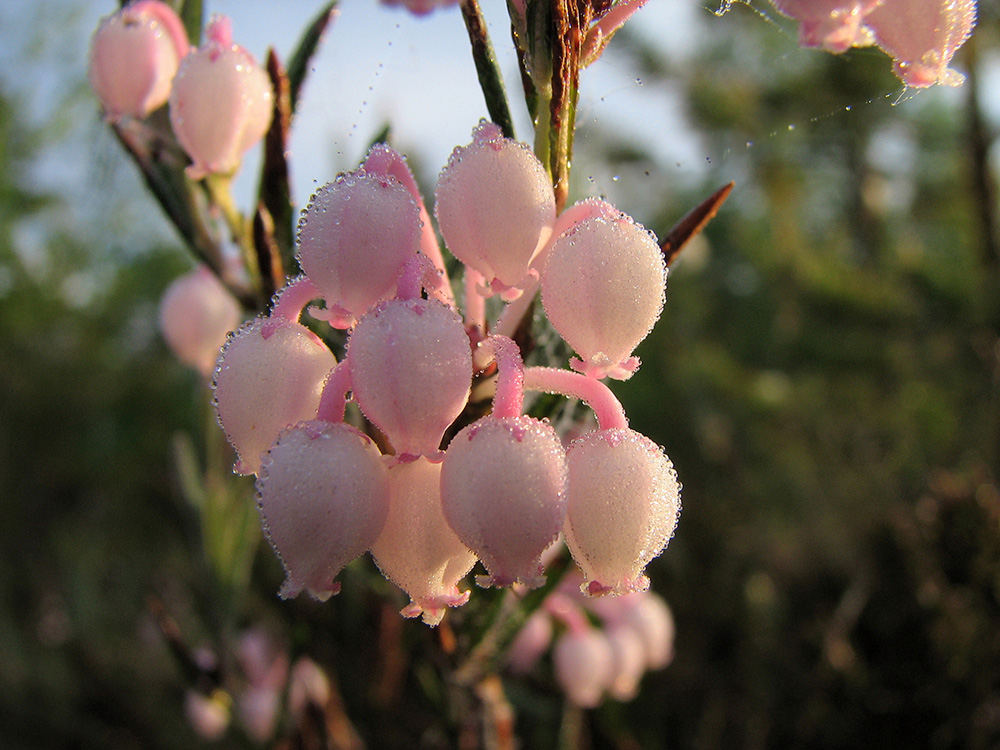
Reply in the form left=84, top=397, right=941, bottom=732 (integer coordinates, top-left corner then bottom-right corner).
left=261, top=275, right=321, bottom=338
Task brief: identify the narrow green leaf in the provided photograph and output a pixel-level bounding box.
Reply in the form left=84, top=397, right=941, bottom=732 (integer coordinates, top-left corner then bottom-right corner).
left=287, top=1, right=339, bottom=113
left=461, top=0, right=516, bottom=139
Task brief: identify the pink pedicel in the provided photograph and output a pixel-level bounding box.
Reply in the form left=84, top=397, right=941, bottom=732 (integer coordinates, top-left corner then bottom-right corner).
left=435, top=121, right=557, bottom=299
left=256, top=420, right=390, bottom=601
left=168, top=15, right=273, bottom=178
left=768, top=0, right=881, bottom=52
left=370, top=457, right=477, bottom=626
left=297, top=170, right=422, bottom=328
left=865, top=0, right=977, bottom=87
left=441, top=415, right=568, bottom=589
left=213, top=317, right=336, bottom=475
left=541, top=213, right=666, bottom=380
left=88, top=0, right=189, bottom=121
left=158, top=266, right=241, bottom=377
left=563, top=428, right=681, bottom=596
left=347, top=298, right=472, bottom=458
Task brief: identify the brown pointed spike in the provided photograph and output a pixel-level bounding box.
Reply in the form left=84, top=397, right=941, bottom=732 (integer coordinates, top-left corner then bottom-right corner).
left=661, top=182, right=734, bottom=268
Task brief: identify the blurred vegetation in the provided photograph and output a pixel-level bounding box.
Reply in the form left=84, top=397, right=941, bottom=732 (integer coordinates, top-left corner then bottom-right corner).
left=1, top=2, right=999, bottom=749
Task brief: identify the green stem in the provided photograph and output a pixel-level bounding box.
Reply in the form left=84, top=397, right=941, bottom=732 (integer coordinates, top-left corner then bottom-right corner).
left=456, top=551, right=573, bottom=684
left=204, top=174, right=261, bottom=297
left=460, top=0, right=516, bottom=139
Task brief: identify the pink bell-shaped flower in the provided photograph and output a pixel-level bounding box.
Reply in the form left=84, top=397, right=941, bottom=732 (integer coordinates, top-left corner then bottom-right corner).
left=213, top=317, right=336, bottom=475
left=768, top=0, right=880, bottom=52
left=604, top=623, right=647, bottom=701
left=541, top=212, right=666, bottom=380
left=621, top=592, right=676, bottom=670
left=370, top=457, right=477, bottom=625
left=440, top=415, right=568, bottom=588
left=563, top=428, right=681, bottom=596
left=865, top=0, right=976, bottom=87
left=159, top=266, right=241, bottom=377
left=297, top=170, right=421, bottom=328
left=88, top=0, right=189, bottom=121
left=553, top=626, right=615, bottom=708
left=257, top=420, right=390, bottom=601
left=169, top=15, right=273, bottom=178
left=435, top=121, right=556, bottom=299
left=348, top=297, right=472, bottom=457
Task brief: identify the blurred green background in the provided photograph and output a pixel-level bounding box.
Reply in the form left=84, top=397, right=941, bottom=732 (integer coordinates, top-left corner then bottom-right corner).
left=1, top=1, right=999, bottom=748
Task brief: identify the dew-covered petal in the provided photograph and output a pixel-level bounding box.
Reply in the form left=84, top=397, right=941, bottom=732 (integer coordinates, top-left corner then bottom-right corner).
left=435, top=121, right=556, bottom=296
left=348, top=298, right=471, bottom=457
left=169, top=16, right=273, bottom=178
left=370, top=457, right=477, bottom=626
left=564, top=428, right=681, bottom=596
left=865, top=0, right=976, bottom=87
left=541, top=213, right=666, bottom=380
left=440, top=416, right=567, bottom=588
left=213, top=318, right=336, bottom=475
left=88, top=0, right=188, bottom=120
left=257, top=421, right=389, bottom=601
left=297, top=172, right=421, bottom=326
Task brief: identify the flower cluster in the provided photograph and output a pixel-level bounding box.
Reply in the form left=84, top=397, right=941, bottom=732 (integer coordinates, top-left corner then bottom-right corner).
left=742, top=0, right=977, bottom=87
left=210, top=121, right=681, bottom=625
left=89, top=4, right=272, bottom=177
left=508, top=574, right=675, bottom=707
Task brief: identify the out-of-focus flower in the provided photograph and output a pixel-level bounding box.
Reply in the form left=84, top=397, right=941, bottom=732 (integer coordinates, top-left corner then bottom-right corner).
left=764, top=0, right=977, bottom=87
left=88, top=0, right=189, bottom=120
left=169, top=15, right=273, bottom=178
left=768, top=0, right=880, bottom=53
left=184, top=689, right=231, bottom=741
left=865, top=0, right=977, bottom=87
left=288, top=657, right=331, bottom=720
left=553, top=626, right=615, bottom=708
left=158, top=266, right=241, bottom=377
left=380, top=0, right=459, bottom=15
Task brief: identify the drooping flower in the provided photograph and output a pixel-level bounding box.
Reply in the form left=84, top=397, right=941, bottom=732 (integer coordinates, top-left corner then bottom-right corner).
left=865, top=0, right=977, bottom=87
left=169, top=15, right=273, bottom=178
left=256, top=420, right=390, bottom=601
left=563, top=428, right=681, bottom=596
left=348, top=297, right=472, bottom=458
left=370, top=457, right=477, bottom=625
left=297, top=164, right=422, bottom=328
left=213, top=316, right=335, bottom=475
left=768, top=0, right=881, bottom=52
left=88, top=0, right=189, bottom=120
left=435, top=121, right=557, bottom=299
left=541, top=211, right=667, bottom=380
left=159, top=266, right=241, bottom=377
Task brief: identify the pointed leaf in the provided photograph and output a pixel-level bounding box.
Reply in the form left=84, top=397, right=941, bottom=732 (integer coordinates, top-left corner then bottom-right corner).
left=287, top=1, right=338, bottom=113
left=256, top=49, right=295, bottom=275
left=661, top=182, right=733, bottom=267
